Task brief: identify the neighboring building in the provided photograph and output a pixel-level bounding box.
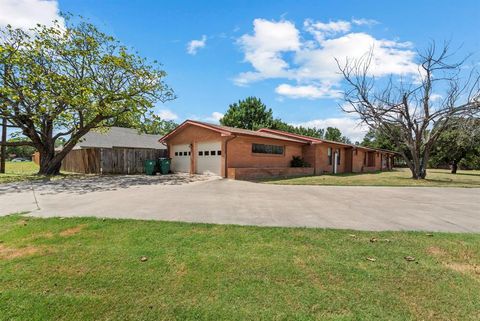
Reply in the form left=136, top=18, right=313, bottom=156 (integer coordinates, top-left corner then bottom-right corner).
left=73, top=126, right=166, bottom=150
left=160, top=120, right=396, bottom=180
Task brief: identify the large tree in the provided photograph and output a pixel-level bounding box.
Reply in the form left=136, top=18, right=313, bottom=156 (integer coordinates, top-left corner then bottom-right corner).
left=0, top=17, right=174, bottom=175
left=429, top=118, right=480, bottom=173
left=324, top=127, right=351, bottom=144
left=220, top=97, right=274, bottom=130
left=338, top=43, right=480, bottom=179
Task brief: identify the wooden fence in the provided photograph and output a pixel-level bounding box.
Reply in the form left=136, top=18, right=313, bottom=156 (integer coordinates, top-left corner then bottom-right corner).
left=60, top=148, right=167, bottom=174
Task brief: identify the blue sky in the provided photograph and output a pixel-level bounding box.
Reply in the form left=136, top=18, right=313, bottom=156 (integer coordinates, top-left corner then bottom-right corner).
left=1, top=0, right=479, bottom=141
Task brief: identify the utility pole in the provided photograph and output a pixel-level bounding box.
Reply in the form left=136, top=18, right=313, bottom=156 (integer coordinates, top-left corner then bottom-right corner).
left=0, top=116, right=6, bottom=173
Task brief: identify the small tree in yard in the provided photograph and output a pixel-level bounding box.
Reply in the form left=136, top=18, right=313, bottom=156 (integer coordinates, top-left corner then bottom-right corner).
left=338, top=43, right=480, bottom=179
left=0, top=18, right=174, bottom=175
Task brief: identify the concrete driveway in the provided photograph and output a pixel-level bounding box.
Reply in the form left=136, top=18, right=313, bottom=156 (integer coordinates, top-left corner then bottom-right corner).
left=1, top=175, right=479, bottom=232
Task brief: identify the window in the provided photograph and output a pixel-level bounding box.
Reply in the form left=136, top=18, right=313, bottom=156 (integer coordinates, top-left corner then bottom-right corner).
left=188, top=151, right=191, bottom=156
left=199, top=151, right=203, bottom=156
left=337, top=149, right=341, bottom=165
left=205, top=151, right=210, bottom=156
left=175, top=152, right=178, bottom=156
left=328, top=147, right=332, bottom=165
left=363, top=152, right=367, bottom=165
left=211, top=150, right=216, bottom=156
left=355, top=148, right=358, bottom=155
left=183, top=151, right=188, bottom=156
left=217, top=150, right=221, bottom=156
left=252, top=143, right=284, bottom=155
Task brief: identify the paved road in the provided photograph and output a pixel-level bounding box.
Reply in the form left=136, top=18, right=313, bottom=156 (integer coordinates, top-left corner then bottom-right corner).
left=1, top=175, right=479, bottom=232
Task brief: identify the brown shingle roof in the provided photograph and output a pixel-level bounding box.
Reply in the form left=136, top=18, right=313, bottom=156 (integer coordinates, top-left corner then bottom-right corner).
left=160, top=120, right=307, bottom=143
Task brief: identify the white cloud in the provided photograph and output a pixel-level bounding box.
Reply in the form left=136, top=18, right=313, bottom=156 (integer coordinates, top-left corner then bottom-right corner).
left=235, top=17, right=418, bottom=99
left=275, top=83, right=342, bottom=99
left=293, top=117, right=369, bottom=142
left=352, top=18, right=379, bottom=26
left=205, top=111, right=224, bottom=123
left=157, top=109, right=178, bottom=121
left=234, top=18, right=300, bottom=85
left=187, top=35, right=207, bottom=55
left=0, top=0, right=63, bottom=29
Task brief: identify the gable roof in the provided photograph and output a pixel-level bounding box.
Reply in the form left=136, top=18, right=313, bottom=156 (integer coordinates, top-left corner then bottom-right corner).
left=159, top=120, right=307, bottom=143
left=74, top=127, right=165, bottom=150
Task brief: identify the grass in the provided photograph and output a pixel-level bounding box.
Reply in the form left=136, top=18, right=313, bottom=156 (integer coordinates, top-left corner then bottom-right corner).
left=0, top=215, right=479, bottom=321
left=265, top=168, right=480, bottom=188
left=0, top=161, right=40, bottom=184
left=0, top=161, right=80, bottom=184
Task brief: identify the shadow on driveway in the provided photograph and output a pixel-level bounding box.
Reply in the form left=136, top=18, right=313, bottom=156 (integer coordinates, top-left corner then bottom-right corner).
left=0, top=173, right=213, bottom=195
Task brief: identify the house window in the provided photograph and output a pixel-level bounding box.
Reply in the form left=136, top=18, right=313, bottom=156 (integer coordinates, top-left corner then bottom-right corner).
left=217, top=150, right=221, bottom=156
left=205, top=151, right=210, bottom=156
left=199, top=151, right=203, bottom=156
left=328, top=147, right=332, bottom=165
left=363, top=152, right=367, bottom=165
left=188, top=151, right=191, bottom=156
left=337, top=149, right=341, bottom=165
left=183, top=151, right=188, bottom=156
left=211, top=150, right=216, bottom=156
left=252, top=143, right=284, bottom=155
left=175, top=152, right=178, bottom=156
left=355, top=148, right=358, bottom=155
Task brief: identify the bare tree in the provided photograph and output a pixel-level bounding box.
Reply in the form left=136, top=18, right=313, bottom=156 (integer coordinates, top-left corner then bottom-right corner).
left=337, top=43, right=480, bottom=179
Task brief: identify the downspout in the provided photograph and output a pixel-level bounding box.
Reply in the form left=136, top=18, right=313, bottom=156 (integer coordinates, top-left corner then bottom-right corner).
left=224, top=135, right=237, bottom=178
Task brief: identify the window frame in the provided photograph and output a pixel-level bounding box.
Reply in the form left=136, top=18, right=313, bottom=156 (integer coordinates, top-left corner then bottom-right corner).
left=251, top=143, right=285, bottom=156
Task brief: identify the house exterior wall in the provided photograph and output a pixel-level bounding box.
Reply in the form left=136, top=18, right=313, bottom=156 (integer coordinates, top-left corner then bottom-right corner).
left=167, top=125, right=226, bottom=176
left=313, top=144, right=347, bottom=174
left=226, top=136, right=303, bottom=169
left=163, top=123, right=395, bottom=179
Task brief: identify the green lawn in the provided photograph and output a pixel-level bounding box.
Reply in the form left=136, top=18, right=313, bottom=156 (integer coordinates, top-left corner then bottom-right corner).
left=0, top=161, right=80, bottom=184
left=265, top=168, right=480, bottom=188
left=0, top=215, right=479, bottom=321
left=0, top=161, right=40, bottom=184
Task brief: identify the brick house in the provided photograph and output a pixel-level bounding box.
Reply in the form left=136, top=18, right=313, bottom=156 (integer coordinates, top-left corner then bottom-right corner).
left=159, top=120, right=395, bottom=180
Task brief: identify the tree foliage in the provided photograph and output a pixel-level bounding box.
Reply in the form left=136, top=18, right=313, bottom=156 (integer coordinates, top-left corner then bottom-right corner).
left=338, top=43, right=480, bottom=179
left=220, top=96, right=352, bottom=142
left=220, top=97, right=273, bottom=130
left=324, top=127, right=351, bottom=144
left=0, top=17, right=175, bottom=174
left=429, top=118, right=480, bottom=173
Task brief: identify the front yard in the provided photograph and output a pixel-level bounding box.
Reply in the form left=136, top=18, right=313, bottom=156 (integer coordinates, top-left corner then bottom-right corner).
left=1, top=215, right=479, bottom=321
left=265, top=168, right=480, bottom=187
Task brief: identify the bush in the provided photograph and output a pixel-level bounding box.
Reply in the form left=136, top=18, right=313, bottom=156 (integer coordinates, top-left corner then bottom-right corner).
left=291, top=156, right=310, bottom=167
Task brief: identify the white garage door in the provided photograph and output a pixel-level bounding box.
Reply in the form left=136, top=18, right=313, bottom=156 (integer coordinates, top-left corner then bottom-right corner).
left=171, top=144, right=191, bottom=173
left=196, top=141, right=222, bottom=176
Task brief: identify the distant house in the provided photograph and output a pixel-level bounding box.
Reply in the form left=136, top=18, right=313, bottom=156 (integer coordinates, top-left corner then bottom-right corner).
left=34, top=127, right=167, bottom=174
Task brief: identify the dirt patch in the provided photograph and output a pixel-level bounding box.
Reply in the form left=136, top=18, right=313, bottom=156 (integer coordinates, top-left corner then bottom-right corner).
left=444, top=262, right=480, bottom=276
left=59, top=224, right=86, bottom=237
left=426, top=246, right=447, bottom=257
left=0, top=244, right=38, bottom=260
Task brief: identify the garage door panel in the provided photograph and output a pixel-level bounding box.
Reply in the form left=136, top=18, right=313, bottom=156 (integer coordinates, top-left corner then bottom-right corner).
left=171, top=144, right=191, bottom=173
left=196, top=141, right=221, bottom=176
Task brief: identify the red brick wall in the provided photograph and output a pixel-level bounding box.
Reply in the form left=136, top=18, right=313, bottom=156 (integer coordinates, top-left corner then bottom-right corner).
left=226, top=136, right=303, bottom=169
left=313, top=144, right=347, bottom=174
left=228, top=167, right=314, bottom=180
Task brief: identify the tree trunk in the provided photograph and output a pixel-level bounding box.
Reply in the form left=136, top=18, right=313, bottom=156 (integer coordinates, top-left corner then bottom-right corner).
left=451, top=161, right=458, bottom=174
left=38, top=149, right=62, bottom=175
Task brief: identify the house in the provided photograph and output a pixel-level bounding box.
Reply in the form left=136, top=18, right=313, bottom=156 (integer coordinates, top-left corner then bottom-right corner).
left=33, top=127, right=167, bottom=174
left=159, top=120, right=396, bottom=180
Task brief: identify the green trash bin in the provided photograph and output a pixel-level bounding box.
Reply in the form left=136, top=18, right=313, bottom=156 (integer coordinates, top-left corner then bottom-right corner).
left=158, top=158, right=171, bottom=175
left=145, top=159, right=157, bottom=175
